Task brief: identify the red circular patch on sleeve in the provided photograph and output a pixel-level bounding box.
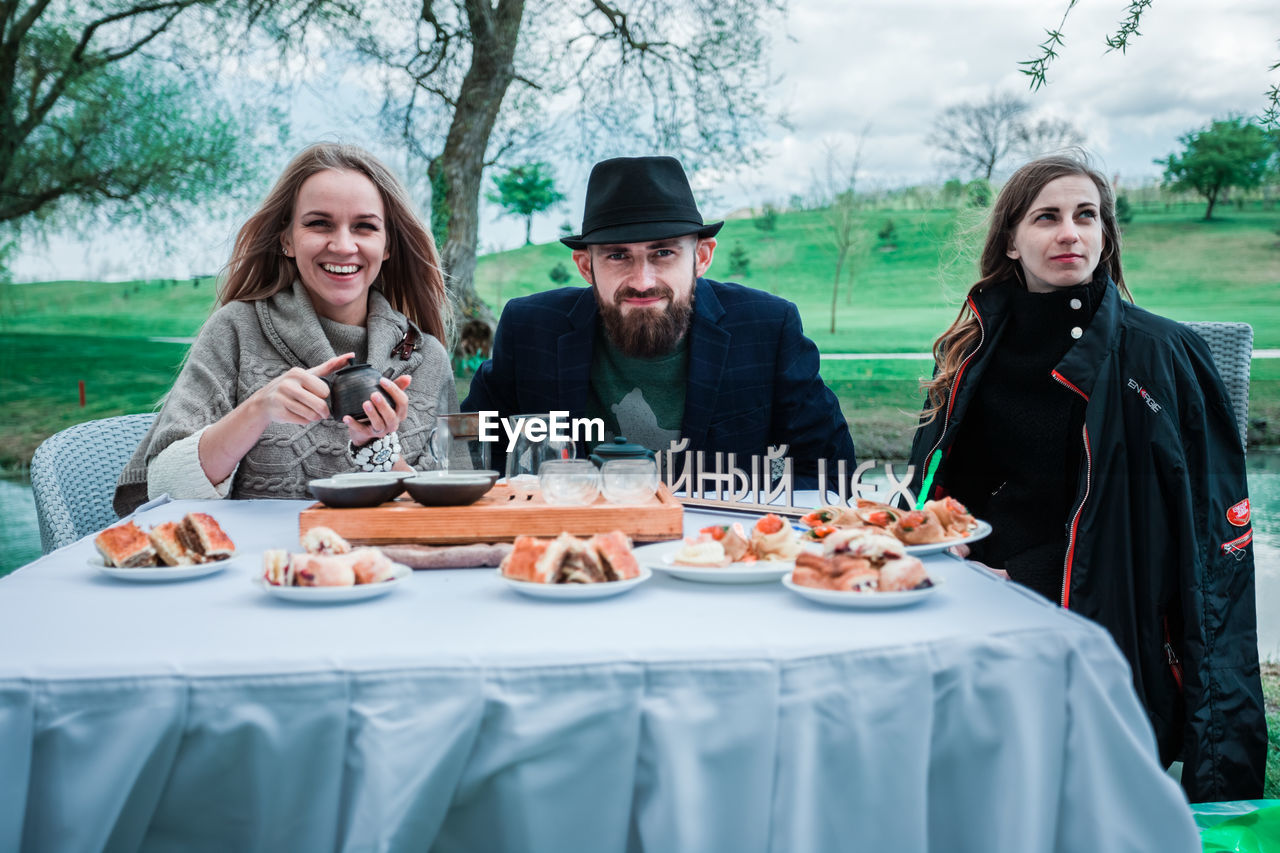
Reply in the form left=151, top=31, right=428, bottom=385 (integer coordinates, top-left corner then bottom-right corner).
left=1227, top=498, right=1251, bottom=527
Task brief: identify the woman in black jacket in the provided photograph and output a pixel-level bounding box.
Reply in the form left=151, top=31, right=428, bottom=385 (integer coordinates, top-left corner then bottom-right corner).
left=908, top=153, right=1265, bottom=802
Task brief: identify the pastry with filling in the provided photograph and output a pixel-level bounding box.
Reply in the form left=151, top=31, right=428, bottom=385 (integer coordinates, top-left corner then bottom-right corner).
left=262, top=549, right=295, bottom=586
left=750, top=514, right=801, bottom=561
left=891, top=509, right=948, bottom=545
left=301, top=526, right=351, bottom=555
left=924, top=497, right=976, bottom=537
left=501, top=536, right=554, bottom=583
left=149, top=521, right=200, bottom=566
left=591, top=531, right=641, bottom=580
left=94, top=521, right=157, bottom=568
left=178, top=513, right=235, bottom=561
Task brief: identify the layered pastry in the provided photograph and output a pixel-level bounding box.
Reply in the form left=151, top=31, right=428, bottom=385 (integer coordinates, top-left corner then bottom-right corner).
left=178, top=513, right=235, bottom=561
left=94, top=521, right=157, bottom=568
left=791, top=528, right=931, bottom=593
left=499, top=530, right=640, bottom=584
left=148, top=521, right=200, bottom=566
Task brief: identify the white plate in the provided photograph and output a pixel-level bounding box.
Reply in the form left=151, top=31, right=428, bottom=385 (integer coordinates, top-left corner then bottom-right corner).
left=257, top=563, right=412, bottom=603
left=781, top=575, right=944, bottom=608
left=633, top=540, right=795, bottom=584
left=91, top=553, right=239, bottom=581
left=902, top=519, right=992, bottom=556
left=497, top=565, right=652, bottom=600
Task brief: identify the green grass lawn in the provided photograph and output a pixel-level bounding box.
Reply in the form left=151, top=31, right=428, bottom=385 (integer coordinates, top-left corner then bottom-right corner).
left=2, top=204, right=1276, bottom=469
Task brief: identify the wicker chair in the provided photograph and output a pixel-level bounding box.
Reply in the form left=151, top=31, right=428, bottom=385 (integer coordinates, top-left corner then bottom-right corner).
left=1181, top=321, right=1253, bottom=448
left=30, top=413, right=156, bottom=553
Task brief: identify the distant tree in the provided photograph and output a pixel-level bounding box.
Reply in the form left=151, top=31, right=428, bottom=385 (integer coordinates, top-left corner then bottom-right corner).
left=754, top=203, right=779, bottom=233
left=927, top=92, right=1029, bottom=180
left=816, top=135, right=868, bottom=332
left=1115, top=194, right=1134, bottom=226
left=548, top=262, right=572, bottom=285
left=487, top=162, right=565, bottom=245
left=966, top=179, right=992, bottom=208
left=1159, top=117, right=1277, bottom=220
left=728, top=244, right=751, bottom=278
left=941, top=179, right=965, bottom=206
left=877, top=218, right=897, bottom=245
left=1014, top=116, right=1086, bottom=160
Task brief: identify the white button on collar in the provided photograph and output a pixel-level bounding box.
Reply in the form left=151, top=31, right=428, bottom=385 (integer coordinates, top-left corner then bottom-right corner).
left=1070, top=326, right=1083, bottom=339
left=1069, top=298, right=1082, bottom=310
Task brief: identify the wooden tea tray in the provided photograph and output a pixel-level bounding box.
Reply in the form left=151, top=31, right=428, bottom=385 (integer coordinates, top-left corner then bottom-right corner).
left=298, top=482, right=684, bottom=545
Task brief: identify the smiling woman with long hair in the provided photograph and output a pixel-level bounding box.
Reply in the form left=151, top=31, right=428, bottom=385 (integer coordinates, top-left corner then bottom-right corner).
left=115, top=143, right=458, bottom=512
left=908, top=152, right=1264, bottom=802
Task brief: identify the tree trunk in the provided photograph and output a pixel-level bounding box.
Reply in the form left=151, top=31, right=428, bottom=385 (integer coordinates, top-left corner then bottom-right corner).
left=1204, top=188, right=1218, bottom=220
left=829, top=253, right=845, bottom=334
left=524, top=214, right=533, bottom=245
left=433, top=0, right=526, bottom=349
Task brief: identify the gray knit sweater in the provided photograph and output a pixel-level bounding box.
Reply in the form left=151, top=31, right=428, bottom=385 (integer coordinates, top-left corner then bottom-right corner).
left=114, top=281, right=457, bottom=514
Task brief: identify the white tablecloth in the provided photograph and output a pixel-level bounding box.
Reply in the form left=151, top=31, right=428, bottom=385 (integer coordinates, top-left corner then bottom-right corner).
left=0, top=498, right=1198, bottom=852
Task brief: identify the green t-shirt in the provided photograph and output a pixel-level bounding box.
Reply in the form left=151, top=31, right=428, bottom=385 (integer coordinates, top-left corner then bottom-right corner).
left=586, top=330, right=688, bottom=455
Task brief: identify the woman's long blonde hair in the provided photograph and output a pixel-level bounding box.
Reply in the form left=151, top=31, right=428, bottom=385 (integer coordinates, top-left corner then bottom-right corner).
left=920, top=152, right=1132, bottom=422
left=218, top=143, right=450, bottom=346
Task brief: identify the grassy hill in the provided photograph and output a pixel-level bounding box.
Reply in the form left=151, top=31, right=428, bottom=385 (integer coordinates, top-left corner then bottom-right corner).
left=2, top=202, right=1276, bottom=468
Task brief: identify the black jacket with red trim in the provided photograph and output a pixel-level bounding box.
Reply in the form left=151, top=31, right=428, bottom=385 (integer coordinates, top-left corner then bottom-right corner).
left=908, top=277, right=1266, bottom=802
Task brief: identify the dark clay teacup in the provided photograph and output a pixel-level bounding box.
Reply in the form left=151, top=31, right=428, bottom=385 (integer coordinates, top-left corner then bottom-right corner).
left=324, top=363, right=390, bottom=422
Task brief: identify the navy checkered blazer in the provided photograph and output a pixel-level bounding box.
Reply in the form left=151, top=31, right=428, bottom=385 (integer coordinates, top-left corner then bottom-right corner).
left=462, top=278, right=856, bottom=481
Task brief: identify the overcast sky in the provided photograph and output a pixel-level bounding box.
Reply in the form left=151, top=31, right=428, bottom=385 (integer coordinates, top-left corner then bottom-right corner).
left=11, top=0, right=1277, bottom=282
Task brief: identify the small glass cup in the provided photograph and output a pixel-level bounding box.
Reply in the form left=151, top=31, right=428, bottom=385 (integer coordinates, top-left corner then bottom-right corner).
left=600, top=458, right=660, bottom=504
left=538, top=459, right=601, bottom=506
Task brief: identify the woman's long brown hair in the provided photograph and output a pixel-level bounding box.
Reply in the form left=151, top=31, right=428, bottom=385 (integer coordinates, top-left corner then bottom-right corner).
left=218, top=143, right=451, bottom=347
left=920, top=153, right=1132, bottom=423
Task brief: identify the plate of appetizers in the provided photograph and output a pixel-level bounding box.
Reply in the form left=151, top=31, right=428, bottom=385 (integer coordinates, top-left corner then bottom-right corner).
left=800, top=498, right=991, bottom=557
left=902, top=519, right=992, bottom=556
left=92, top=514, right=241, bottom=581
left=90, top=553, right=239, bottom=582
left=639, top=514, right=806, bottom=584
left=782, top=527, right=942, bottom=608
left=497, top=530, right=651, bottom=600
left=255, top=526, right=411, bottom=603
left=496, top=565, right=652, bottom=600
left=781, top=574, right=943, bottom=609
left=257, top=562, right=411, bottom=603
left=635, top=540, right=796, bottom=584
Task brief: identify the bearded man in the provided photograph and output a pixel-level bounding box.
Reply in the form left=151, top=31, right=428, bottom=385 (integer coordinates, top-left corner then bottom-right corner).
left=462, top=156, right=855, bottom=482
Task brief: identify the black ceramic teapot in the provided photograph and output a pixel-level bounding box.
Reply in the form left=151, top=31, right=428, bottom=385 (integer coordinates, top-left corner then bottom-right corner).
left=324, top=363, right=390, bottom=423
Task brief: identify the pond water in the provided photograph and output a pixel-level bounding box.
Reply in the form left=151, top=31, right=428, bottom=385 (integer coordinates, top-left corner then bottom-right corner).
left=4, top=453, right=1280, bottom=658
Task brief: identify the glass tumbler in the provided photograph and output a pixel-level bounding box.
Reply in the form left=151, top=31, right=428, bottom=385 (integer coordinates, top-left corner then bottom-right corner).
left=600, top=458, right=660, bottom=504
left=538, top=459, right=601, bottom=506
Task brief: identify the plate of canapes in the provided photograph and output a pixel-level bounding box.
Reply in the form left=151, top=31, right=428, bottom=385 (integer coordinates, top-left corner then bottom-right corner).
left=783, top=527, right=942, bottom=609
left=258, top=527, right=411, bottom=602
left=92, top=514, right=242, bottom=581
left=498, top=530, right=651, bottom=600
left=799, top=497, right=990, bottom=557
left=637, top=514, right=805, bottom=584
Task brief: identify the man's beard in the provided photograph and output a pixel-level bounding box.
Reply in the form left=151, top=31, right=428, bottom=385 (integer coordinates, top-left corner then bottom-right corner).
left=596, top=283, right=694, bottom=358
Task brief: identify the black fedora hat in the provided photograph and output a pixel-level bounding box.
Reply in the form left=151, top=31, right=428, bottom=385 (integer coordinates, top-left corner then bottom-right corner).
left=561, top=156, right=723, bottom=249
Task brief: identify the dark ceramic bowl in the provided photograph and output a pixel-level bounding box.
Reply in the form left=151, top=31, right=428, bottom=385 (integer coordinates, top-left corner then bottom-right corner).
left=404, top=470, right=499, bottom=507
left=331, top=471, right=412, bottom=498
left=308, top=476, right=404, bottom=508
